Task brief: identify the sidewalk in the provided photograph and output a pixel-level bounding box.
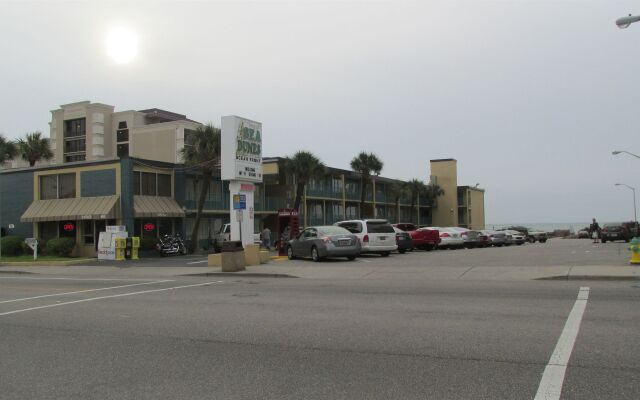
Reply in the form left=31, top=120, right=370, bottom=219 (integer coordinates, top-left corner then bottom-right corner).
left=1, top=261, right=638, bottom=281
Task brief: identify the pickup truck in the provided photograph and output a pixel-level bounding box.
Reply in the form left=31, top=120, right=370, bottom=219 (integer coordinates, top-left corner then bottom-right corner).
left=393, top=223, right=440, bottom=251
left=213, top=223, right=261, bottom=252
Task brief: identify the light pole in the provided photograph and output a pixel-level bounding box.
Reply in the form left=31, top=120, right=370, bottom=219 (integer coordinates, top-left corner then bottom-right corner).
left=616, top=14, right=640, bottom=29
left=612, top=150, right=640, bottom=159
left=615, top=183, right=637, bottom=224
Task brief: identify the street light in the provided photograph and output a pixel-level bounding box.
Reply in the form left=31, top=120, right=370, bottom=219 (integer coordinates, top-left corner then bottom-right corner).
left=615, top=183, right=637, bottom=224
left=612, top=150, right=640, bottom=159
left=616, top=14, right=640, bottom=29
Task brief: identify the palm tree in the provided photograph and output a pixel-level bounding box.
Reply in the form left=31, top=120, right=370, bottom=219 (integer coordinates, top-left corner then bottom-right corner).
left=16, top=131, right=53, bottom=167
left=406, top=179, right=427, bottom=223
left=424, top=183, right=445, bottom=206
left=389, top=181, right=408, bottom=223
left=0, top=134, right=17, bottom=165
left=180, top=123, right=222, bottom=252
left=284, top=151, right=325, bottom=211
left=350, top=152, right=383, bottom=219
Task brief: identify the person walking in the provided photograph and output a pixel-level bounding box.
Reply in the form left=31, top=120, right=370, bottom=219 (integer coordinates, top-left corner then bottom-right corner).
left=261, top=226, right=272, bottom=250
left=589, top=218, right=601, bottom=243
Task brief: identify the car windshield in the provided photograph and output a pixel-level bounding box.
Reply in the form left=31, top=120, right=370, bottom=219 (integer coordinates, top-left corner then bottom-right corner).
left=366, top=221, right=395, bottom=233
left=318, top=226, right=351, bottom=235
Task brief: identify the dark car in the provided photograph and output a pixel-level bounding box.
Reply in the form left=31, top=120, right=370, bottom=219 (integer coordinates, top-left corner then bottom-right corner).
left=393, top=227, right=414, bottom=253
left=287, top=226, right=361, bottom=261
left=601, top=223, right=631, bottom=243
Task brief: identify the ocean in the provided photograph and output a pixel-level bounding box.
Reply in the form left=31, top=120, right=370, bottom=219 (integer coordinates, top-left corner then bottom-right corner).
left=487, top=223, right=588, bottom=233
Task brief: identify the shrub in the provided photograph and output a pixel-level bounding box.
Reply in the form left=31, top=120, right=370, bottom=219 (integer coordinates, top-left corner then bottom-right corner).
left=140, top=237, right=158, bottom=251
left=46, top=237, right=75, bottom=257
left=1, top=236, right=24, bottom=256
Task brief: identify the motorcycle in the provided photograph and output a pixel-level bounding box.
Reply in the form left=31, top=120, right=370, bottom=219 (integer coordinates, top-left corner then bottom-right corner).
left=156, top=234, right=188, bottom=257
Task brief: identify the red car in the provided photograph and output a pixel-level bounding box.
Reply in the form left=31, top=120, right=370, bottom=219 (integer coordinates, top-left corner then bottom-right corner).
left=393, top=223, right=441, bottom=251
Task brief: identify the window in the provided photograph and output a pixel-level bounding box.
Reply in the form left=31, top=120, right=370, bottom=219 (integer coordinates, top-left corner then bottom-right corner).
left=157, top=174, right=171, bottom=196
left=39, top=222, right=58, bottom=242
left=83, top=220, right=94, bottom=244
left=117, top=129, right=129, bottom=142
left=64, top=118, right=86, bottom=138
left=117, top=143, right=129, bottom=157
left=64, top=138, right=86, bottom=153
left=59, top=221, right=76, bottom=238
left=39, top=173, right=76, bottom=200
left=141, top=172, right=157, bottom=196
left=65, top=154, right=85, bottom=163
left=134, top=172, right=141, bottom=195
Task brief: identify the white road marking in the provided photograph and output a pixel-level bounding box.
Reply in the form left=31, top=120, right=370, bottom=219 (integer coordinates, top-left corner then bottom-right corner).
left=0, top=280, right=173, bottom=304
left=0, top=277, right=156, bottom=281
left=357, top=259, right=372, bottom=263
left=0, top=281, right=224, bottom=317
left=534, top=287, right=590, bottom=400
left=186, top=260, right=208, bottom=264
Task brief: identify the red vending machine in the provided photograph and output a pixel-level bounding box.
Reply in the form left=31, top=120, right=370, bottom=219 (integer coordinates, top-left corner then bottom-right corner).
left=277, top=208, right=300, bottom=256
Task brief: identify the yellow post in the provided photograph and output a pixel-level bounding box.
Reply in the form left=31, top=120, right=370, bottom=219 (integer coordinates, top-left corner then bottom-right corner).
left=630, top=238, right=640, bottom=265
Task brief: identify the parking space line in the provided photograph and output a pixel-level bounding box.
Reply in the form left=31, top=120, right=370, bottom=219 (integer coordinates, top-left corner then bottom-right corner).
left=186, top=260, right=208, bottom=264
left=0, top=281, right=224, bottom=317
left=0, top=277, right=158, bottom=281
left=0, top=280, right=173, bottom=304
left=534, top=286, right=590, bottom=400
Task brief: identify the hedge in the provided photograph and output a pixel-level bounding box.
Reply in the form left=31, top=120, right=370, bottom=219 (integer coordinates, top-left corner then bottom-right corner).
left=46, top=237, right=75, bottom=257
left=1, top=236, right=24, bottom=256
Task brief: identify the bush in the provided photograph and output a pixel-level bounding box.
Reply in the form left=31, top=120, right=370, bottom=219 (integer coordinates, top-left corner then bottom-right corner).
left=1, top=236, right=24, bottom=256
left=46, top=237, right=75, bottom=257
left=140, top=237, right=158, bottom=251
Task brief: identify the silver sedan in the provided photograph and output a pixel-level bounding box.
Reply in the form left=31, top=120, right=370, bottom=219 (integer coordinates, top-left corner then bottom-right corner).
left=287, top=226, right=361, bottom=262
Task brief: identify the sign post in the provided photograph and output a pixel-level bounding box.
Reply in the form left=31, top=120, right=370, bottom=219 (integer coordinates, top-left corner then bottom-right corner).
left=222, top=116, right=263, bottom=247
left=25, top=238, right=38, bottom=261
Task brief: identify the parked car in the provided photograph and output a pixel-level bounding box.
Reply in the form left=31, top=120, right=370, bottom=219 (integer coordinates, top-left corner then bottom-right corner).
left=577, top=228, right=590, bottom=239
left=528, top=230, right=548, bottom=243
left=393, top=226, right=414, bottom=254
left=393, top=223, right=440, bottom=251
left=503, top=230, right=526, bottom=245
left=335, top=219, right=397, bottom=256
left=601, top=223, right=631, bottom=243
left=428, top=227, right=464, bottom=249
left=481, top=230, right=508, bottom=247
left=461, top=230, right=486, bottom=248
left=287, top=225, right=361, bottom=261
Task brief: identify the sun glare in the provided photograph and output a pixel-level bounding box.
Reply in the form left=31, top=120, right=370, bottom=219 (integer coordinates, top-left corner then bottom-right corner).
left=105, top=27, right=138, bottom=64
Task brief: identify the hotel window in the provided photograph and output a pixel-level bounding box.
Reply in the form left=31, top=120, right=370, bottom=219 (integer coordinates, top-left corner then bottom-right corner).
left=157, top=174, right=171, bottom=196
left=39, top=173, right=76, bottom=200
left=64, top=118, right=86, bottom=138
left=133, top=171, right=172, bottom=197
left=116, top=121, right=129, bottom=158
left=63, top=118, right=86, bottom=163
left=141, top=172, right=157, bottom=196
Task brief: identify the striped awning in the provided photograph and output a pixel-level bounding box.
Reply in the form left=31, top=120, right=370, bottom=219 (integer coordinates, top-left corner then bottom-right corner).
left=134, top=195, right=185, bottom=218
left=21, top=195, right=120, bottom=222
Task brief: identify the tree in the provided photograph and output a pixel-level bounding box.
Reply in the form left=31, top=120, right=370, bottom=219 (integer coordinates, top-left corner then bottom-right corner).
left=389, top=181, right=409, bottom=223
left=350, top=152, right=383, bottom=219
left=16, top=131, right=53, bottom=167
left=406, top=179, right=427, bottom=223
left=284, top=151, right=325, bottom=211
left=0, top=134, right=17, bottom=165
left=180, top=123, right=221, bottom=252
left=424, top=183, right=445, bottom=205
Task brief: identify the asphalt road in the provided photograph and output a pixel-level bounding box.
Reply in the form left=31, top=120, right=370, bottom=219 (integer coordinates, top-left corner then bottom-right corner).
left=1, top=275, right=638, bottom=399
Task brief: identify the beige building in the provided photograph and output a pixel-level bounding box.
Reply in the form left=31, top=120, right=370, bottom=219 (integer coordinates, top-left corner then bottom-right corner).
left=48, top=101, right=201, bottom=165
left=430, top=159, right=485, bottom=230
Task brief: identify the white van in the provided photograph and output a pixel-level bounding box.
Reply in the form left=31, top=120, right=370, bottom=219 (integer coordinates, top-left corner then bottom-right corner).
left=334, top=219, right=397, bottom=256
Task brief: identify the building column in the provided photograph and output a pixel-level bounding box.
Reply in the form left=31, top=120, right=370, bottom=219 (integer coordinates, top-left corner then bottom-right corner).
left=341, top=174, right=346, bottom=219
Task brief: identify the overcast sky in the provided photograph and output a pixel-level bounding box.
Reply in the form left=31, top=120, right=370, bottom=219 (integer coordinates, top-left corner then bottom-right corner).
left=1, top=0, right=639, bottom=224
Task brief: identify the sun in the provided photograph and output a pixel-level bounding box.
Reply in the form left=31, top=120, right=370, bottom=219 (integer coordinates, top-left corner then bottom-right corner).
left=105, top=27, right=138, bottom=64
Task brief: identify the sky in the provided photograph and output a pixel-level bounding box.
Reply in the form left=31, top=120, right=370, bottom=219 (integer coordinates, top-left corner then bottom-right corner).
left=1, top=0, right=639, bottom=224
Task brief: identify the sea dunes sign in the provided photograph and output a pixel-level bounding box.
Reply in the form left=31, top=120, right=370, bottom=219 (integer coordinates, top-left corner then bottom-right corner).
left=221, top=116, right=263, bottom=183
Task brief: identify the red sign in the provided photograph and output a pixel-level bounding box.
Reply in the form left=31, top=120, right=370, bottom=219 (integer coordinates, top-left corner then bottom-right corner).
left=143, top=223, right=155, bottom=231
left=63, top=222, right=75, bottom=232
left=240, top=183, right=254, bottom=192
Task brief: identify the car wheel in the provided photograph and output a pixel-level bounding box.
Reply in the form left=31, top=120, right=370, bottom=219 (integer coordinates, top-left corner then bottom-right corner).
left=425, top=245, right=433, bottom=251
left=381, top=251, right=390, bottom=257
left=601, top=239, right=606, bottom=243
left=398, top=248, right=406, bottom=254
left=311, top=246, right=321, bottom=262
left=347, top=255, right=356, bottom=261
left=287, top=246, right=296, bottom=260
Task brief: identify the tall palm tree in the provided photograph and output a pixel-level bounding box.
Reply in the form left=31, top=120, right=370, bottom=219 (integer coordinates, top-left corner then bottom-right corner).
left=16, top=131, right=53, bottom=167
left=424, top=183, right=445, bottom=206
left=180, top=123, right=221, bottom=252
left=389, top=181, right=408, bottom=223
left=284, top=151, right=325, bottom=211
left=0, top=134, right=17, bottom=165
left=406, top=179, right=427, bottom=223
left=350, top=152, right=383, bottom=219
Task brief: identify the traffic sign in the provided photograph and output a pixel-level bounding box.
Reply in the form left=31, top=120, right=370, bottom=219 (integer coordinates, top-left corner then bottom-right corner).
left=233, top=194, right=247, bottom=210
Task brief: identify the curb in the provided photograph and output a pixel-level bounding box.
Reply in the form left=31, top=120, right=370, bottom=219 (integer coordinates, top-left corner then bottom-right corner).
left=0, top=258, right=96, bottom=267
left=182, top=272, right=297, bottom=278
left=0, top=270, right=34, bottom=274
left=537, top=275, right=640, bottom=281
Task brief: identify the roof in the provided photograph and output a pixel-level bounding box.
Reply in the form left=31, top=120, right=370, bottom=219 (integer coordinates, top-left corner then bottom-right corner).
left=21, top=195, right=119, bottom=222
left=134, top=196, right=185, bottom=218
left=430, top=158, right=457, bottom=163
left=138, top=108, right=200, bottom=124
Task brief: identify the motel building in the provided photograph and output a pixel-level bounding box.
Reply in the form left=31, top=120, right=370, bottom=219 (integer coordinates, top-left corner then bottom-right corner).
left=0, top=101, right=485, bottom=257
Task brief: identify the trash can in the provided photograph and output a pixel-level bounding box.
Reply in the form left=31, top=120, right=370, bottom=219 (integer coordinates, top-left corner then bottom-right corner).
left=221, top=240, right=245, bottom=272
left=131, top=236, right=140, bottom=260
left=114, top=238, right=126, bottom=261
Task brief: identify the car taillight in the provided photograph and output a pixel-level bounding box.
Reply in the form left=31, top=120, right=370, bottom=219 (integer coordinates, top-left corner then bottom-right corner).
left=363, top=234, right=369, bottom=243
left=441, top=233, right=450, bottom=238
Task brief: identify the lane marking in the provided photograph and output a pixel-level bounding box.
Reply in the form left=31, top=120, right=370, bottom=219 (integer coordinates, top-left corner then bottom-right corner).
left=0, top=277, right=157, bottom=282
left=187, top=260, right=208, bottom=264
left=0, top=281, right=224, bottom=317
left=357, top=259, right=372, bottom=263
left=0, top=280, right=173, bottom=304
left=534, top=287, right=590, bottom=400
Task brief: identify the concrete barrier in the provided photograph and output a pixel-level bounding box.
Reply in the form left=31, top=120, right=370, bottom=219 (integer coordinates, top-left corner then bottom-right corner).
left=207, top=253, right=221, bottom=267
left=221, top=251, right=246, bottom=272
left=244, top=244, right=260, bottom=266
left=259, top=251, right=270, bottom=264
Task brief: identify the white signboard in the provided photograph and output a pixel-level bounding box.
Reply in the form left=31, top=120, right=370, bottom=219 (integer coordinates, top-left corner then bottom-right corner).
left=97, top=230, right=128, bottom=260
left=221, top=116, right=263, bottom=183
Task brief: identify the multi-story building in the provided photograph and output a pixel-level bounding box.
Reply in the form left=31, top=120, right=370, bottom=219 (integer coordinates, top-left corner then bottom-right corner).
left=0, top=100, right=485, bottom=256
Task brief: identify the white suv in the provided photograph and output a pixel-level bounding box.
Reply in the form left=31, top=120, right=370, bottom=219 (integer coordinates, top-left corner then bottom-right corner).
left=334, top=219, right=397, bottom=256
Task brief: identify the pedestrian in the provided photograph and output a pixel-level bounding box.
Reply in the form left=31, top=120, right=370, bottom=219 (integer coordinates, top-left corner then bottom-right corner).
left=261, top=226, right=272, bottom=250
left=589, top=218, right=601, bottom=243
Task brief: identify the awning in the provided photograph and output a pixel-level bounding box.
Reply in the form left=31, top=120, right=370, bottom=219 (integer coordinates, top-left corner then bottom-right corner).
left=21, top=195, right=120, bottom=223
left=134, top=195, right=185, bottom=218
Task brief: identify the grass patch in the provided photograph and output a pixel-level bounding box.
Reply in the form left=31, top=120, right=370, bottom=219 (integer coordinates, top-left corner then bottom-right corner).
left=0, top=255, right=80, bottom=262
